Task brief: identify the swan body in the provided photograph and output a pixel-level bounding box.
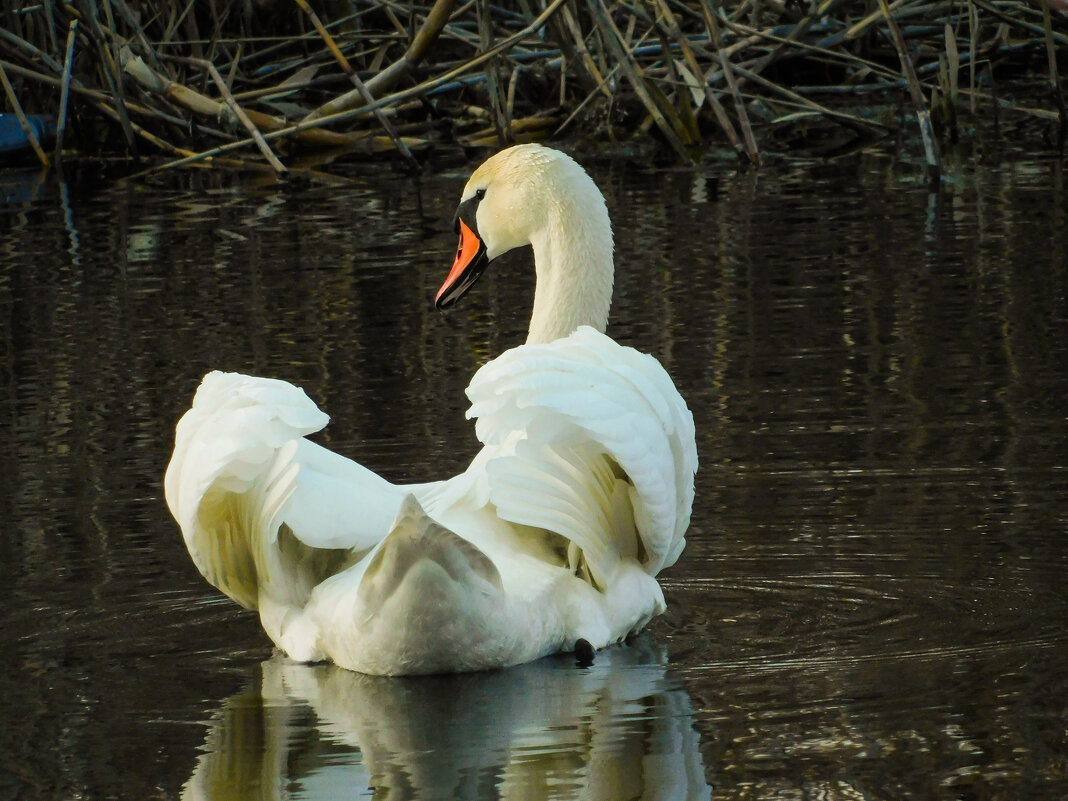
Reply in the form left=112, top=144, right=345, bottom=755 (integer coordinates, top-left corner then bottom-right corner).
left=165, top=144, right=697, bottom=675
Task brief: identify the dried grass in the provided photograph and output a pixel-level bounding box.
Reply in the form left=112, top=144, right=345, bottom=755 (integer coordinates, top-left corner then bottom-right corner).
left=1, top=0, right=1066, bottom=170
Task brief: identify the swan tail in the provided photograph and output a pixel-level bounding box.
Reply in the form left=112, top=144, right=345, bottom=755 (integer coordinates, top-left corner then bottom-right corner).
left=466, top=327, right=697, bottom=577
left=358, top=495, right=504, bottom=608
left=311, top=495, right=512, bottom=675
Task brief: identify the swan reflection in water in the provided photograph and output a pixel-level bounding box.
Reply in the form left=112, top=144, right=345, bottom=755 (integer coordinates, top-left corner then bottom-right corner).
left=184, top=637, right=710, bottom=801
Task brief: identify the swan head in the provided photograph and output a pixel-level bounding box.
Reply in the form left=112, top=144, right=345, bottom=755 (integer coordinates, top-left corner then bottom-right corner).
left=435, top=145, right=614, bottom=342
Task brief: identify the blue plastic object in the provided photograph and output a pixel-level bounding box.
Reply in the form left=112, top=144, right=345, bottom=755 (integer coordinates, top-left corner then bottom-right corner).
left=0, top=114, right=57, bottom=154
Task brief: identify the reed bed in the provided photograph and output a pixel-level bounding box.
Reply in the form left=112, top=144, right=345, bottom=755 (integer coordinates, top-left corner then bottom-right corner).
left=2, top=1, right=1066, bottom=175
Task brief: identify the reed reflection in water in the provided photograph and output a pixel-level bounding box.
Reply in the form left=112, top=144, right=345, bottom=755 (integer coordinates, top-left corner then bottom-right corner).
left=186, top=640, right=709, bottom=801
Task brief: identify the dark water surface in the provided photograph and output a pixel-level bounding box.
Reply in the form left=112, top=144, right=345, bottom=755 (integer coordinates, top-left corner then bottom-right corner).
left=1, top=147, right=1066, bottom=800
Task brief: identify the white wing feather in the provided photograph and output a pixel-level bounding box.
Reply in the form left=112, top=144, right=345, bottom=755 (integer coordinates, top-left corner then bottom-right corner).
left=466, top=326, right=697, bottom=578
left=164, top=371, right=407, bottom=613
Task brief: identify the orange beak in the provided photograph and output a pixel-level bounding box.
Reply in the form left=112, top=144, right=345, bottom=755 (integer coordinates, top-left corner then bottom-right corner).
left=435, top=217, right=489, bottom=310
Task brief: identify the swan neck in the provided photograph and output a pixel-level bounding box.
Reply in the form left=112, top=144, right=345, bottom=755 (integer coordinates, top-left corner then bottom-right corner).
left=526, top=210, right=613, bottom=345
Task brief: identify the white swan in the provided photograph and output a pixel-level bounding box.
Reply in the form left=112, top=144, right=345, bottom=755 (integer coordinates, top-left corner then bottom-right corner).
left=164, top=144, right=697, bottom=676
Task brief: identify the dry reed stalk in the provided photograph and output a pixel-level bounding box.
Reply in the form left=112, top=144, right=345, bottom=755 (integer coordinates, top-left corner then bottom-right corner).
left=718, top=15, right=902, bottom=85
left=942, top=22, right=960, bottom=143
left=1040, top=0, right=1067, bottom=141
left=742, top=0, right=854, bottom=80
left=294, top=0, right=352, bottom=70
left=655, top=0, right=749, bottom=163
left=145, top=0, right=568, bottom=174
left=587, top=0, right=694, bottom=162
left=0, top=62, right=51, bottom=168
left=957, top=87, right=1061, bottom=122
left=2, top=0, right=1064, bottom=167
left=844, top=0, right=912, bottom=41
left=381, top=4, right=409, bottom=39
left=294, top=0, right=415, bottom=162
left=553, top=61, right=623, bottom=135
left=0, top=26, right=64, bottom=73
left=971, top=0, right=1068, bottom=47
left=78, top=0, right=137, bottom=149
left=305, top=0, right=459, bottom=122
left=877, top=0, right=941, bottom=183
left=95, top=99, right=192, bottom=156
left=232, top=8, right=373, bottom=71
left=226, top=44, right=242, bottom=92
left=311, top=0, right=569, bottom=122
left=122, top=50, right=368, bottom=147
left=1, top=56, right=186, bottom=126
left=202, top=60, right=287, bottom=174
left=554, top=2, right=610, bottom=97
left=506, top=64, right=520, bottom=127
left=730, top=63, right=890, bottom=134
left=478, top=0, right=511, bottom=145
left=41, top=0, right=60, bottom=53
left=154, top=129, right=424, bottom=174
left=459, top=113, right=558, bottom=146
left=55, top=19, right=79, bottom=162
left=697, top=0, right=760, bottom=164
left=122, top=51, right=236, bottom=118
left=657, top=31, right=702, bottom=145
left=968, top=0, right=978, bottom=115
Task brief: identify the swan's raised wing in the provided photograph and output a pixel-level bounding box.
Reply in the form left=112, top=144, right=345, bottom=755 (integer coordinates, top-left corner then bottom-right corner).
left=164, top=371, right=405, bottom=611
left=465, top=327, right=697, bottom=582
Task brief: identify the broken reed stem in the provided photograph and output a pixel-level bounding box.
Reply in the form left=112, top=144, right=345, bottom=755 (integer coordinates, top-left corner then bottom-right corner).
left=109, top=0, right=165, bottom=72
left=555, top=2, right=610, bottom=98
left=202, top=60, right=287, bottom=174
left=123, top=50, right=373, bottom=147
left=878, top=0, right=941, bottom=183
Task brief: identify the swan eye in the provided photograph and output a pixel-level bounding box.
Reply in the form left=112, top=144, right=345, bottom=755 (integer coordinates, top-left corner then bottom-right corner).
left=453, top=188, right=486, bottom=234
